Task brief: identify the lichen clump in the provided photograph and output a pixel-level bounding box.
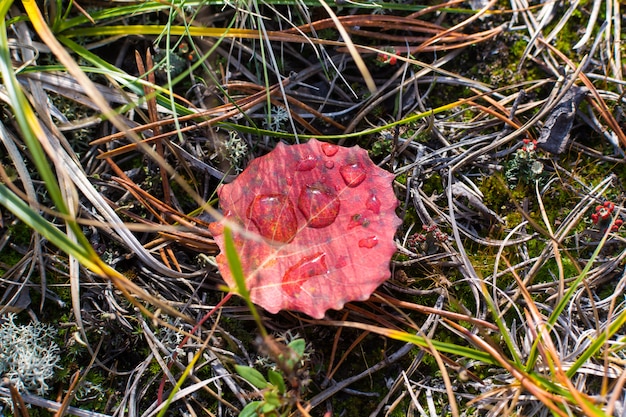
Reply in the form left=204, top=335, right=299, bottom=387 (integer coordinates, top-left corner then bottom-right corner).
left=0, top=313, right=60, bottom=396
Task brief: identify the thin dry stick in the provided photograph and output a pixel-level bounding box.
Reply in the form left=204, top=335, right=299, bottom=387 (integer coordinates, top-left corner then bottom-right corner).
left=444, top=319, right=570, bottom=417
left=317, top=0, right=376, bottom=93
left=535, top=181, right=565, bottom=299
left=421, top=334, right=460, bottom=417
left=325, top=331, right=370, bottom=383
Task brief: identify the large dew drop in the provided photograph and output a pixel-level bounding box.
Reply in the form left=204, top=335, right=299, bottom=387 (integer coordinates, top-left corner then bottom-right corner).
left=247, top=194, right=298, bottom=243
left=282, top=252, right=328, bottom=297
left=298, top=182, right=341, bottom=228
left=366, top=192, right=381, bottom=214
left=296, top=156, right=317, bottom=171
left=321, top=143, right=339, bottom=156
left=340, top=163, right=366, bottom=187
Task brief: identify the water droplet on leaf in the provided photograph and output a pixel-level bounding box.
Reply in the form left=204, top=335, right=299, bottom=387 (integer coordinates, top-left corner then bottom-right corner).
left=247, top=194, right=298, bottom=243
left=282, top=252, right=328, bottom=297
left=296, top=156, right=317, bottom=171
left=366, top=192, right=381, bottom=214
left=358, top=236, right=379, bottom=248
left=325, top=160, right=335, bottom=169
left=321, top=143, right=339, bottom=156
left=340, top=163, right=366, bottom=187
left=298, top=183, right=340, bottom=228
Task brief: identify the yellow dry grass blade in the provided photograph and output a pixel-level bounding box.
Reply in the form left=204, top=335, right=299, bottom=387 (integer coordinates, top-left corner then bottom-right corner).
left=317, top=0, right=377, bottom=94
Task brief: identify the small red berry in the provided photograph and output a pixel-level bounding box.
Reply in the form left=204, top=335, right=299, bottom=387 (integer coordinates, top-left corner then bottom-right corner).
left=597, top=211, right=609, bottom=220
left=591, top=213, right=599, bottom=224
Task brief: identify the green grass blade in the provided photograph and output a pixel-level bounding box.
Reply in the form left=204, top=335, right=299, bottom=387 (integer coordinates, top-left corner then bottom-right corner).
left=0, top=184, right=99, bottom=270
left=0, top=18, right=70, bottom=220
left=224, top=227, right=268, bottom=338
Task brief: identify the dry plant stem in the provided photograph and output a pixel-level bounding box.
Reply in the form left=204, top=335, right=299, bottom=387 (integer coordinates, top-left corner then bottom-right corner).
left=156, top=292, right=234, bottom=405
left=289, top=15, right=456, bottom=36
left=18, top=2, right=221, bottom=283
left=345, top=303, right=405, bottom=331
left=101, top=157, right=218, bottom=252
left=0, top=121, right=44, bottom=314
left=92, top=78, right=290, bottom=158
left=323, top=311, right=350, bottom=389
left=135, top=50, right=172, bottom=207
left=281, top=95, right=346, bottom=130
left=412, top=0, right=498, bottom=55
left=421, top=333, right=459, bottom=417
left=503, top=176, right=613, bottom=309
left=508, top=257, right=565, bottom=375
left=407, top=0, right=466, bottom=19
left=0, top=387, right=109, bottom=417
left=600, top=236, right=626, bottom=397
left=368, top=296, right=445, bottom=417
left=444, top=75, right=589, bottom=320
left=296, top=400, right=313, bottom=417
left=324, top=330, right=370, bottom=384
left=20, top=0, right=147, bottom=154
left=343, top=49, right=469, bottom=134
left=443, top=320, right=570, bottom=417
left=605, top=368, right=626, bottom=415
left=8, top=3, right=95, bottom=352
left=376, top=293, right=499, bottom=331
left=110, top=174, right=214, bottom=235
left=54, top=371, right=80, bottom=417
left=309, top=330, right=426, bottom=409
left=3, top=1, right=623, bottom=415
left=535, top=182, right=565, bottom=299
left=268, top=99, right=322, bottom=135
left=315, top=0, right=370, bottom=94
left=7, top=380, right=29, bottom=417
left=560, top=374, right=602, bottom=416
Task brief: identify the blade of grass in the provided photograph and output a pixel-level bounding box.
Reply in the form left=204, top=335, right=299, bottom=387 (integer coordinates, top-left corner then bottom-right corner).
left=322, top=319, right=498, bottom=365
left=0, top=15, right=76, bottom=235
left=526, top=221, right=615, bottom=375
left=224, top=227, right=268, bottom=338
left=0, top=184, right=100, bottom=273
left=301, top=0, right=376, bottom=93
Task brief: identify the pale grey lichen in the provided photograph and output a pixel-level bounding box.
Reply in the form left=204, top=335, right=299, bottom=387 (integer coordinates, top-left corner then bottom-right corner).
left=263, top=106, right=290, bottom=132
left=223, top=131, right=248, bottom=172
left=0, top=313, right=60, bottom=396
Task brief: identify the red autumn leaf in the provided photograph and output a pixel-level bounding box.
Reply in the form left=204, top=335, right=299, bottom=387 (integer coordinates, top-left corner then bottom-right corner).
left=209, top=139, right=401, bottom=318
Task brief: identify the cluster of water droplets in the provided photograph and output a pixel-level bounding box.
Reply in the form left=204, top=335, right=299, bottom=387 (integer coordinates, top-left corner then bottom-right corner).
left=210, top=140, right=397, bottom=310
left=246, top=142, right=388, bottom=298
left=244, top=142, right=380, bottom=251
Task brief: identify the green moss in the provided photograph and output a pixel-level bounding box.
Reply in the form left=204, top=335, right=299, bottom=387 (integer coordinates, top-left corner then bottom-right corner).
left=532, top=257, right=579, bottom=285
left=421, top=172, right=443, bottom=196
